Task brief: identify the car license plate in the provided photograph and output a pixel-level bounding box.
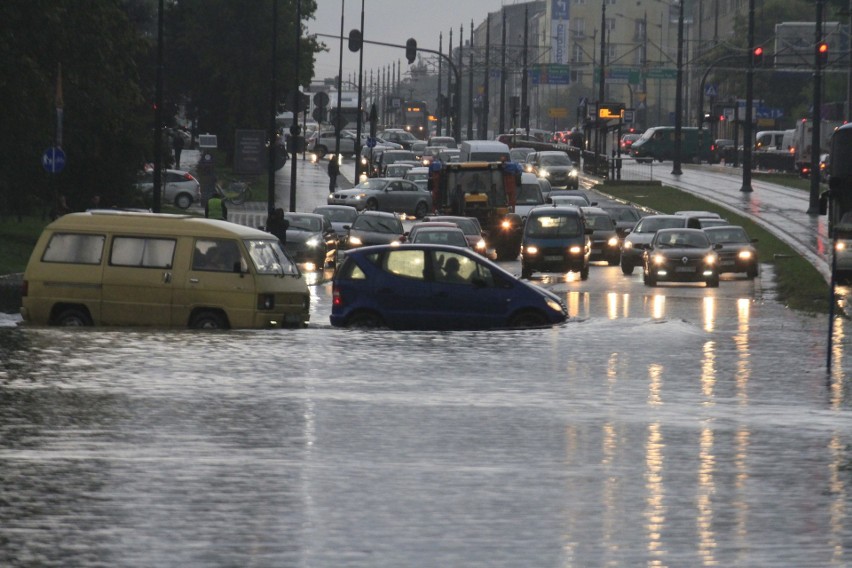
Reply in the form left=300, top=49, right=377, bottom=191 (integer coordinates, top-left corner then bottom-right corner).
left=591, top=248, right=601, bottom=254
left=721, top=260, right=735, bottom=266
left=544, top=255, right=563, bottom=261
left=675, top=266, right=695, bottom=273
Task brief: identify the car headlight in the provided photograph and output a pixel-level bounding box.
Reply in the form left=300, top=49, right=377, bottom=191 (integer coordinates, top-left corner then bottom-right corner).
left=501, top=220, right=512, bottom=230
left=704, top=253, right=717, bottom=265
left=354, top=193, right=367, bottom=200
left=738, top=250, right=753, bottom=260
left=568, top=245, right=583, bottom=254
left=837, top=241, right=848, bottom=252
left=306, top=237, right=320, bottom=248
left=475, top=239, right=487, bottom=250
left=568, top=169, right=578, bottom=177
left=623, top=241, right=633, bottom=249
left=545, top=298, right=565, bottom=314
left=526, top=245, right=539, bottom=255
left=539, top=169, right=550, bottom=178
left=349, top=236, right=363, bottom=246
left=607, top=237, right=619, bottom=247
left=652, top=254, right=666, bottom=265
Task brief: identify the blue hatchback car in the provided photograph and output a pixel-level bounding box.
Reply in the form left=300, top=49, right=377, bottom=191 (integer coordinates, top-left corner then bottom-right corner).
left=330, top=244, right=568, bottom=330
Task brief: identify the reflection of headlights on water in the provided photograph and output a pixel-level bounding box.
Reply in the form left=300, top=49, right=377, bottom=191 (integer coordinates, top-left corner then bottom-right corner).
left=607, top=237, right=619, bottom=247
left=348, top=236, right=363, bottom=246
left=738, top=250, right=753, bottom=260
left=525, top=245, right=539, bottom=255
left=305, top=237, right=320, bottom=248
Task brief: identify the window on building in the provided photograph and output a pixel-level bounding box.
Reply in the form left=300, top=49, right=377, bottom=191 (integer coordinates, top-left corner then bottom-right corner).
left=572, top=18, right=585, bottom=38
left=605, top=18, right=616, bottom=33
left=572, top=43, right=584, bottom=63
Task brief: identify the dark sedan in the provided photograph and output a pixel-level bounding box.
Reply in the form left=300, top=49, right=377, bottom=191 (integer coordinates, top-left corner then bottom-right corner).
left=282, top=212, right=339, bottom=271
left=642, top=228, right=721, bottom=287
left=525, top=151, right=580, bottom=189
left=581, top=206, right=621, bottom=265
left=312, top=204, right=359, bottom=246
left=331, top=244, right=567, bottom=330
left=343, top=210, right=405, bottom=249
left=328, top=177, right=432, bottom=219
left=703, top=225, right=759, bottom=278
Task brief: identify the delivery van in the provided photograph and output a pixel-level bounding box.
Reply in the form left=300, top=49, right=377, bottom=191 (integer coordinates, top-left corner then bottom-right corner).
left=20, top=210, right=310, bottom=329
left=630, top=126, right=713, bottom=163
left=459, top=140, right=511, bottom=163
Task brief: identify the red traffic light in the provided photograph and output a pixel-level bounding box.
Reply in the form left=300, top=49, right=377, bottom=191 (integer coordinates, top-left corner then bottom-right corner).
left=818, top=42, right=829, bottom=66
left=752, top=46, right=764, bottom=66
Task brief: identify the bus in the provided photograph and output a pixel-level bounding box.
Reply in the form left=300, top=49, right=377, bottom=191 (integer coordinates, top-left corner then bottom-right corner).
left=402, top=100, right=430, bottom=139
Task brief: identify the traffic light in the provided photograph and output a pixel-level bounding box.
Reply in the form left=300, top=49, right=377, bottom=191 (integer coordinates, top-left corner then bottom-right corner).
left=818, top=42, right=829, bottom=66
left=405, top=38, right=417, bottom=64
left=348, top=29, right=362, bottom=52
left=752, top=46, right=763, bottom=67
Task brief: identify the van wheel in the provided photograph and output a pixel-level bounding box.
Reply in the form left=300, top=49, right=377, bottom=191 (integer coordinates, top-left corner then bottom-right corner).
left=190, top=311, right=229, bottom=330
left=347, top=311, right=384, bottom=328
left=175, top=193, right=193, bottom=209
left=53, top=307, right=93, bottom=326
left=508, top=309, right=548, bottom=328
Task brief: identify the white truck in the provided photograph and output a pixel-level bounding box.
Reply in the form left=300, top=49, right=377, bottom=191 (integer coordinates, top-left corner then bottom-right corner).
left=791, top=119, right=844, bottom=176
left=752, top=129, right=795, bottom=171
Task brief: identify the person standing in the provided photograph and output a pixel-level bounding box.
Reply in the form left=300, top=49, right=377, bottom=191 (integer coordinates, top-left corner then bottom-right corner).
left=265, top=207, right=289, bottom=245
left=327, top=155, right=339, bottom=193
left=172, top=131, right=185, bottom=169
left=205, top=194, right=228, bottom=220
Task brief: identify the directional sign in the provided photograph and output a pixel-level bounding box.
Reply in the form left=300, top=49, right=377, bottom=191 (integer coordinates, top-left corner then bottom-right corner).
left=42, top=146, right=66, bottom=173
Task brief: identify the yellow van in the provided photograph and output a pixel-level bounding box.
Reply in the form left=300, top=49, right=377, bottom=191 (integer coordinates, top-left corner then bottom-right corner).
left=20, top=210, right=310, bottom=329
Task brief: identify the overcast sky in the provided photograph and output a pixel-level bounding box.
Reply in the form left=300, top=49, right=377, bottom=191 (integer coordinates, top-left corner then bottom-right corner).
left=307, top=0, right=517, bottom=85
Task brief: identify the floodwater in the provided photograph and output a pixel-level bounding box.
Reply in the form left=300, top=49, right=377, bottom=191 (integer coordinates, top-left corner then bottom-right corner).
left=2, top=277, right=852, bottom=567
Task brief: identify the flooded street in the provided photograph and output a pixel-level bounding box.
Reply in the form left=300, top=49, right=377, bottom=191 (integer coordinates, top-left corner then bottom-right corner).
left=3, top=272, right=852, bottom=566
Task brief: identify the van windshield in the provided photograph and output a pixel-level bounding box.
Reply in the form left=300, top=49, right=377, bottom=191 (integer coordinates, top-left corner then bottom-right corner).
left=245, top=239, right=300, bottom=276
left=526, top=214, right=581, bottom=238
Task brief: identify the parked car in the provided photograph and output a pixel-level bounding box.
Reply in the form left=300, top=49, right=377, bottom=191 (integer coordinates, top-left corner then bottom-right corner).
left=580, top=206, right=621, bottom=265
left=520, top=206, right=592, bottom=280
left=525, top=151, right=580, bottom=189
left=330, top=244, right=568, bottom=329
left=620, top=214, right=689, bottom=275
left=328, top=177, right=432, bottom=218
left=343, top=210, right=405, bottom=249
left=281, top=212, right=339, bottom=271
left=422, top=215, right=488, bottom=255
left=641, top=228, right=721, bottom=287
left=310, top=129, right=358, bottom=158
left=703, top=225, right=759, bottom=278
left=406, top=223, right=471, bottom=249
left=134, top=169, right=200, bottom=209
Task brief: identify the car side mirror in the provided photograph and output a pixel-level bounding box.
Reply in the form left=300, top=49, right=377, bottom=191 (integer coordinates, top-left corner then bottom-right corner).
left=713, top=243, right=723, bottom=250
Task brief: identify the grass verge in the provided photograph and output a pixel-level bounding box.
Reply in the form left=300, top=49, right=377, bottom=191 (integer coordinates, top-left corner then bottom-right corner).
left=596, top=182, right=831, bottom=314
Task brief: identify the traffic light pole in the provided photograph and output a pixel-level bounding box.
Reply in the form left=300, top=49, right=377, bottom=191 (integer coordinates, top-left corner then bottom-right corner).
left=315, top=34, right=462, bottom=141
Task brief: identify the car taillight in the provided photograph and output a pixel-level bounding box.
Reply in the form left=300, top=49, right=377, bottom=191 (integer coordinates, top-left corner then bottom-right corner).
left=332, top=285, right=343, bottom=306
left=183, top=173, right=196, bottom=181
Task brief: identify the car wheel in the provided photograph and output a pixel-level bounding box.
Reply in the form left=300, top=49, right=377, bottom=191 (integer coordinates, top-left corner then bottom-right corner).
left=346, top=311, right=384, bottom=328
left=53, top=307, right=93, bottom=326
left=365, top=198, right=378, bottom=211
left=521, top=264, right=532, bottom=279
left=706, top=275, right=720, bottom=288
left=508, top=309, right=549, bottom=328
left=175, top=193, right=193, bottom=209
left=314, top=145, right=327, bottom=159
left=414, top=201, right=429, bottom=219
left=190, top=311, right=229, bottom=330
left=621, top=260, right=634, bottom=275
left=643, top=271, right=656, bottom=287
left=747, top=264, right=758, bottom=279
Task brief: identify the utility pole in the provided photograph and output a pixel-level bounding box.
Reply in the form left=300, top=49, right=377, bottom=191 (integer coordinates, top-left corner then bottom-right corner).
left=288, top=0, right=302, bottom=213
left=740, top=0, right=755, bottom=192
left=483, top=14, right=491, bottom=139
left=457, top=24, right=463, bottom=141
left=672, top=0, right=685, bottom=175
left=468, top=20, right=474, bottom=140
left=522, top=6, right=529, bottom=137
left=808, top=0, right=825, bottom=213
left=437, top=32, right=443, bottom=135
left=354, top=0, right=365, bottom=182
left=448, top=26, right=454, bottom=136
left=500, top=9, right=507, bottom=135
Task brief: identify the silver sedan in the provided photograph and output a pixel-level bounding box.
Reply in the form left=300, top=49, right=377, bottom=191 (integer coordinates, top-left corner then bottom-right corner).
left=328, top=177, right=433, bottom=219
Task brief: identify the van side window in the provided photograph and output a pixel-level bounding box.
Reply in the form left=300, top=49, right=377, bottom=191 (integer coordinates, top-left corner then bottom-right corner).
left=42, top=233, right=105, bottom=264
left=111, top=237, right=176, bottom=268
left=193, top=239, right=243, bottom=272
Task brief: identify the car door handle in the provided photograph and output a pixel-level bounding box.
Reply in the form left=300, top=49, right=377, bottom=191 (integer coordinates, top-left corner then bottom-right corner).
left=163, top=272, right=172, bottom=283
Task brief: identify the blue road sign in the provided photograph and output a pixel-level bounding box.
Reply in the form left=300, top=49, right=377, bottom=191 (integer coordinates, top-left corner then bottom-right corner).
left=42, top=146, right=66, bottom=174
left=366, top=137, right=377, bottom=148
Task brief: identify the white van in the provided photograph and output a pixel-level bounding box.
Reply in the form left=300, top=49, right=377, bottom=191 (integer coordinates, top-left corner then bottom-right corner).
left=515, top=173, right=546, bottom=219
left=20, top=210, right=310, bottom=329
left=459, top=140, right=511, bottom=162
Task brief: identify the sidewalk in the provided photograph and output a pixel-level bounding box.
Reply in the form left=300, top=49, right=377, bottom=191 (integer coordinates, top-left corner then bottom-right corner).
left=606, top=163, right=832, bottom=281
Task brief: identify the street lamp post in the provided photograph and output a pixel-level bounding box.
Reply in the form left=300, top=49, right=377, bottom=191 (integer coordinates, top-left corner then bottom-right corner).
left=740, top=0, right=755, bottom=193
left=672, top=0, right=685, bottom=176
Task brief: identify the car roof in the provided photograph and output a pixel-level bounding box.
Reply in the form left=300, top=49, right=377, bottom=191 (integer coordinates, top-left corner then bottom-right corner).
left=531, top=205, right=582, bottom=215
left=314, top=204, right=357, bottom=211
left=411, top=222, right=458, bottom=230
left=674, top=210, right=721, bottom=218
left=655, top=227, right=706, bottom=235
left=358, top=210, right=399, bottom=218
left=580, top=206, right=610, bottom=216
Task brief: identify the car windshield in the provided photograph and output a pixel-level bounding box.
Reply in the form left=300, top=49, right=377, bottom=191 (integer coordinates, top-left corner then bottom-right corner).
left=634, top=217, right=683, bottom=233
left=352, top=215, right=402, bottom=234
left=315, top=207, right=358, bottom=223
left=526, top=214, right=581, bottom=238
left=517, top=184, right=544, bottom=205
left=586, top=213, right=614, bottom=230
left=412, top=230, right=468, bottom=247
left=356, top=179, right=390, bottom=191
left=244, top=239, right=300, bottom=276
left=540, top=154, right=572, bottom=166
left=284, top=214, right=322, bottom=232
left=603, top=207, right=641, bottom=222
left=706, top=227, right=749, bottom=244
left=655, top=231, right=711, bottom=248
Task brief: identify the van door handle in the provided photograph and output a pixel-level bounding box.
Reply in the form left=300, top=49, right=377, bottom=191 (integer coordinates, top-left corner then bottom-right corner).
left=163, top=272, right=172, bottom=283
